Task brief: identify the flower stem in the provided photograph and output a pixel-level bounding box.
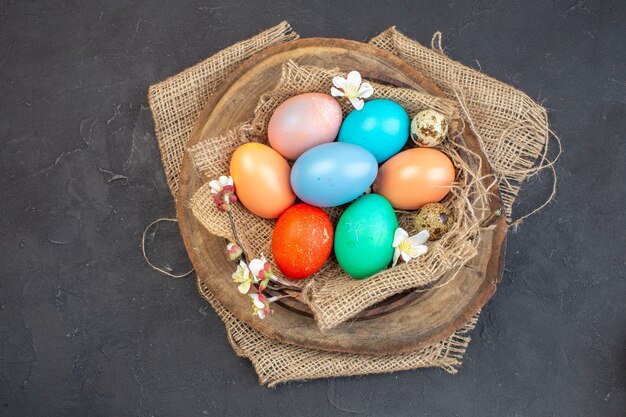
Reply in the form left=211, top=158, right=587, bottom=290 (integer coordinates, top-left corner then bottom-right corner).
left=226, top=209, right=248, bottom=263
left=269, top=274, right=302, bottom=291
left=267, top=295, right=292, bottom=303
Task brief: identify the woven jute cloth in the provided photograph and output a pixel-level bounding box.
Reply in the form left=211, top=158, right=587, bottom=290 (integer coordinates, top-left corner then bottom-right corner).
left=148, top=22, right=551, bottom=386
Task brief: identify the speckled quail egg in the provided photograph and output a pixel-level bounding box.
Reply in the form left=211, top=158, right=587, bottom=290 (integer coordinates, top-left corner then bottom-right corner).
left=410, top=109, right=449, bottom=147
left=413, top=203, right=453, bottom=241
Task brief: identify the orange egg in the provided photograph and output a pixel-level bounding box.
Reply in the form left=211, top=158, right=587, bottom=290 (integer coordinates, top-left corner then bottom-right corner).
left=230, top=143, right=296, bottom=218
left=372, top=148, right=455, bottom=210
left=272, top=204, right=334, bottom=279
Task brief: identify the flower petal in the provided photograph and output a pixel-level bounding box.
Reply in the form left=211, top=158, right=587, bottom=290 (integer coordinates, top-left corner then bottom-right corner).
left=358, top=82, right=374, bottom=99
left=392, top=228, right=409, bottom=247
left=238, top=281, right=251, bottom=294
left=401, top=251, right=412, bottom=263
left=249, top=294, right=266, bottom=309
left=249, top=259, right=264, bottom=277
left=257, top=309, right=266, bottom=319
left=392, top=248, right=400, bottom=267
left=218, top=175, right=229, bottom=187
left=330, top=87, right=345, bottom=97
left=209, top=180, right=221, bottom=193
left=346, top=71, right=362, bottom=88
left=226, top=176, right=234, bottom=186
left=409, top=230, right=430, bottom=246
left=332, top=76, right=347, bottom=89
left=349, top=97, right=364, bottom=110
left=409, top=244, right=428, bottom=258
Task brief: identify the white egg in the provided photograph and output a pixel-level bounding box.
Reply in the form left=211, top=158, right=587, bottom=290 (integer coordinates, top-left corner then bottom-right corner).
left=410, top=109, right=449, bottom=147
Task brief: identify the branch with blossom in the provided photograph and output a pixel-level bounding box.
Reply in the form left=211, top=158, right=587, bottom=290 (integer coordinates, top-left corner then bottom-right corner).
left=228, top=253, right=297, bottom=318
left=249, top=293, right=289, bottom=319
left=210, top=174, right=297, bottom=319
left=210, top=175, right=237, bottom=212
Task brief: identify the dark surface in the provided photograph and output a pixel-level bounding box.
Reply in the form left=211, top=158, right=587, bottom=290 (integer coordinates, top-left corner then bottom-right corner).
left=1, top=1, right=624, bottom=416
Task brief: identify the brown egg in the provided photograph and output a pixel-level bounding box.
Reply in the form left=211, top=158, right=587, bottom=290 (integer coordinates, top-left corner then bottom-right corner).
left=413, top=203, right=453, bottom=241
left=372, top=148, right=455, bottom=210
left=230, top=143, right=296, bottom=218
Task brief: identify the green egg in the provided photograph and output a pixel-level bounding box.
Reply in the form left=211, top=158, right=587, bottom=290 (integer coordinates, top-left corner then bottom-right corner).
left=334, top=194, right=398, bottom=279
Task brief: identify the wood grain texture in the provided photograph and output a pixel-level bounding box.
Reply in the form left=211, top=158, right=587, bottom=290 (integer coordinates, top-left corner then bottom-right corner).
left=176, top=38, right=506, bottom=355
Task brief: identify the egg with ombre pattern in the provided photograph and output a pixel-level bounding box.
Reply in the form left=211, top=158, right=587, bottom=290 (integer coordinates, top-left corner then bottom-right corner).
left=268, top=93, right=343, bottom=160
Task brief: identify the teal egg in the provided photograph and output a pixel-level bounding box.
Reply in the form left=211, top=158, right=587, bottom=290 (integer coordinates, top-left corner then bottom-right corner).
left=338, top=99, right=410, bottom=163
left=334, top=194, right=398, bottom=279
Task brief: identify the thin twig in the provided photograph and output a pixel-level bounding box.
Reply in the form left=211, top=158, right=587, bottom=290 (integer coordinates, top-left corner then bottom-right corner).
left=226, top=209, right=248, bottom=263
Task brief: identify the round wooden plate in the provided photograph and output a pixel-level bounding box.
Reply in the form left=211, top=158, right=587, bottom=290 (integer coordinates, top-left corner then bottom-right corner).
left=177, top=38, right=506, bottom=355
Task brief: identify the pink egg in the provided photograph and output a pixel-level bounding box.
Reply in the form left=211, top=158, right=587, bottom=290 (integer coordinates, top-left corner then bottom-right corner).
left=268, top=93, right=343, bottom=160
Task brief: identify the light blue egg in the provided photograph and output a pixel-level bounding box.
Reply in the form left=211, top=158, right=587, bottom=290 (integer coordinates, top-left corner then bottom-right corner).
left=290, top=142, right=378, bottom=207
left=338, top=99, right=410, bottom=163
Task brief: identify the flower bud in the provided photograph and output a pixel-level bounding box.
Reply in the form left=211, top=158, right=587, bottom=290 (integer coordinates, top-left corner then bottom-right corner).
left=225, top=242, right=243, bottom=261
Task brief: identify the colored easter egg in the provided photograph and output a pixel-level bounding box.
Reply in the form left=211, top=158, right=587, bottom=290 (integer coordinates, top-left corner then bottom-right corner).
left=413, top=203, right=454, bottom=241
left=373, top=148, right=455, bottom=210
left=271, top=204, right=334, bottom=279
left=290, top=142, right=378, bottom=207
left=410, top=109, right=448, bottom=147
left=268, top=93, right=343, bottom=160
left=230, top=143, right=296, bottom=218
left=338, top=99, right=410, bottom=163
left=334, top=194, right=398, bottom=279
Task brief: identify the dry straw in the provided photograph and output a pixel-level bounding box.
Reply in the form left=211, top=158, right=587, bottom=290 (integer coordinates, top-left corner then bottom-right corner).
left=147, top=22, right=556, bottom=386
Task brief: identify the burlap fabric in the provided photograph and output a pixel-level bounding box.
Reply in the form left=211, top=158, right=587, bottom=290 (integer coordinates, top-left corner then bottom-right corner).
left=189, top=61, right=494, bottom=330
left=148, top=22, right=551, bottom=386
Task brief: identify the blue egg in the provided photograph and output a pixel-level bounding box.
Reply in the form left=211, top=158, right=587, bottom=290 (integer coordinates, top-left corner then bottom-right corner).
left=338, top=99, right=410, bottom=163
left=291, top=143, right=378, bottom=207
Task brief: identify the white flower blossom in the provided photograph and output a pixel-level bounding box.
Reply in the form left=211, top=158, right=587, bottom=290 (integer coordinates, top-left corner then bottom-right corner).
left=232, top=260, right=255, bottom=294
left=209, top=175, right=234, bottom=194
left=392, top=228, right=429, bottom=267
left=330, top=71, right=374, bottom=110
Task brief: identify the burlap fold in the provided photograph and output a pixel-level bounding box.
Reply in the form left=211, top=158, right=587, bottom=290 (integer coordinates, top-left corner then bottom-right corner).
left=148, top=22, right=550, bottom=386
